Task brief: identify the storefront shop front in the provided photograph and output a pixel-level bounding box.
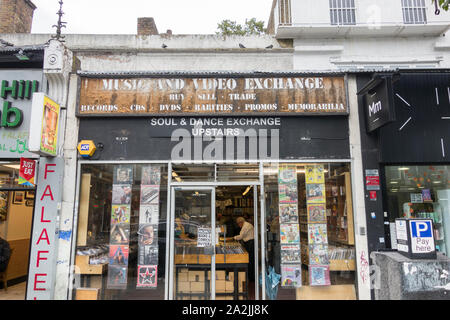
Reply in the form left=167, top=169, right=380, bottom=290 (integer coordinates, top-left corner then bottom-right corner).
left=357, top=71, right=450, bottom=258
left=0, top=66, right=43, bottom=290
left=70, top=73, right=362, bottom=300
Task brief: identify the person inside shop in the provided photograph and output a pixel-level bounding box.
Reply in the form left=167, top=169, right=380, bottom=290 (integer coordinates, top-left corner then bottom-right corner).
left=233, top=217, right=255, bottom=281
left=0, top=236, right=11, bottom=273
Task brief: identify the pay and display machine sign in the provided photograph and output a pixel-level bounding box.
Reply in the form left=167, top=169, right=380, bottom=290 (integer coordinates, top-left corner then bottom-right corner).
left=396, top=218, right=436, bottom=259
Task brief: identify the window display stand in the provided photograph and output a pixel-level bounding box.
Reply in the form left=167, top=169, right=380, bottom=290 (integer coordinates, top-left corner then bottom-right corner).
left=175, top=264, right=248, bottom=300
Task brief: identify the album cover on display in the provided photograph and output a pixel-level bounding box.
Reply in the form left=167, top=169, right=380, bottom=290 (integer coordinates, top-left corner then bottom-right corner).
left=308, top=224, right=328, bottom=244
left=278, top=184, right=298, bottom=204
left=307, top=204, right=327, bottom=223
left=111, top=205, right=131, bottom=224
left=281, top=244, right=301, bottom=264
left=305, top=165, right=325, bottom=184
left=109, top=245, right=129, bottom=265
left=278, top=166, right=297, bottom=184
left=308, top=244, right=330, bottom=265
left=279, top=203, right=299, bottom=224
left=309, top=265, right=331, bottom=286
left=138, top=245, right=159, bottom=266
left=136, top=265, right=158, bottom=288
left=140, top=185, right=160, bottom=205
left=112, top=184, right=132, bottom=204
left=138, top=224, right=159, bottom=246
left=280, top=223, right=300, bottom=244
left=110, top=223, right=130, bottom=245
left=107, top=265, right=128, bottom=289
left=141, top=166, right=161, bottom=186
left=139, top=204, right=159, bottom=225
left=113, top=165, right=133, bottom=184
left=306, top=183, right=326, bottom=203
left=281, top=264, right=302, bottom=288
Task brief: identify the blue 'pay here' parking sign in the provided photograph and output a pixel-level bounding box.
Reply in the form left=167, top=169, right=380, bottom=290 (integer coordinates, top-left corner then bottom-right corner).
left=409, top=220, right=435, bottom=254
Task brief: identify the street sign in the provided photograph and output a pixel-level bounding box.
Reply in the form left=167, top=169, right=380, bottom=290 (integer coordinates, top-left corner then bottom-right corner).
left=395, top=218, right=437, bottom=259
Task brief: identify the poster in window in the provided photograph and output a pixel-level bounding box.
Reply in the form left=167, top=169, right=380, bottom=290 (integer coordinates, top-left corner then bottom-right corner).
left=139, top=205, right=159, bottom=224
left=141, top=166, right=161, bottom=185
left=111, top=205, right=131, bottom=224
left=138, top=245, right=159, bottom=265
left=110, top=224, right=130, bottom=245
left=109, top=245, right=129, bottom=265
left=306, top=184, right=325, bottom=203
left=140, top=185, right=160, bottom=205
left=305, top=165, right=325, bottom=184
left=422, top=189, right=432, bottom=202
left=107, top=265, right=128, bottom=289
left=308, top=224, right=328, bottom=245
left=279, top=203, right=299, bottom=224
left=308, top=244, right=330, bottom=265
left=281, top=265, right=302, bottom=288
left=137, top=265, right=158, bottom=288
left=112, top=184, right=132, bottom=204
left=113, top=165, right=133, bottom=184
left=307, top=204, right=327, bottom=223
left=280, top=224, right=300, bottom=244
left=279, top=184, right=298, bottom=204
left=281, top=244, right=301, bottom=264
left=309, top=265, right=331, bottom=286
left=278, top=166, right=297, bottom=184
left=138, top=224, right=158, bottom=246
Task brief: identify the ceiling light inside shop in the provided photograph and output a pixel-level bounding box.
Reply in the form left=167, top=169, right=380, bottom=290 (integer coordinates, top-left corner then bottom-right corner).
left=398, top=167, right=410, bottom=171
left=242, top=186, right=252, bottom=196
left=2, top=164, right=20, bottom=170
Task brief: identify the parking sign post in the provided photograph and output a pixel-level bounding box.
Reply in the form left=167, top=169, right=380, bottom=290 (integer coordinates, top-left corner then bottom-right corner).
left=395, top=218, right=437, bottom=260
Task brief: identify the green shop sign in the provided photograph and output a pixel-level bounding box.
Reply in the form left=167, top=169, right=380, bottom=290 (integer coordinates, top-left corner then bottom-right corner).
left=0, top=69, right=43, bottom=158
left=1, top=79, right=39, bottom=128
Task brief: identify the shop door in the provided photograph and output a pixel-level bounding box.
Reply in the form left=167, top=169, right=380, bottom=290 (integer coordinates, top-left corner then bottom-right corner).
left=168, top=187, right=216, bottom=300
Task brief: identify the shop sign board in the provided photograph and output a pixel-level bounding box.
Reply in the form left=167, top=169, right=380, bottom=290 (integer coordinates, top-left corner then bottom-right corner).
left=358, top=77, right=395, bottom=133
left=26, top=157, right=64, bottom=300
left=395, top=218, right=436, bottom=259
left=18, top=157, right=37, bottom=187
left=0, top=70, right=42, bottom=158
left=77, top=76, right=348, bottom=116
left=29, top=93, right=61, bottom=157
left=365, top=169, right=380, bottom=191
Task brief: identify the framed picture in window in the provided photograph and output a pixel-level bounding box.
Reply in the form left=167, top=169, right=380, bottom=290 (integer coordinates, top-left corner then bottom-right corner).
left=25, top=191, right=35, bottom=199
left=0, top=191, right=8, bottom=221
left=13, top=191, right=25, bottom=204
left=25, top=199, right=34, bottom=207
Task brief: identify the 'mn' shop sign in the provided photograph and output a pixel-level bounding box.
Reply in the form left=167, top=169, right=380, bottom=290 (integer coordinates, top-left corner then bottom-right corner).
left=78, top=76, right=348, bottom=116
left=0, top=70, right=42, bottom=158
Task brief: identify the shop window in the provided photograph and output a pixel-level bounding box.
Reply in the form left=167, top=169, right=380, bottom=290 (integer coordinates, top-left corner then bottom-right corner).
left=401, top=0, right=427, bottom=24
left=73, top=164, right=168, bottom=300
left=264, top=163, right=356, bottom=300
left=329, top=0, right=356, bottom=25
left=385, top=165, right=450, bottom=256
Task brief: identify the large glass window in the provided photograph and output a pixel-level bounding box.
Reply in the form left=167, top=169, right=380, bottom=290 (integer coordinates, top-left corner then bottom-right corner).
left=385, top=165, right=450, bottom=256
left=73, top=164, right=168, bottom=300
left=264, top=163, right=356, bottom=300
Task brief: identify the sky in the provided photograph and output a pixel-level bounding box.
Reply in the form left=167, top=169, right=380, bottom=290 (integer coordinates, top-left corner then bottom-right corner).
left=30, top=0, right=274, bottom=35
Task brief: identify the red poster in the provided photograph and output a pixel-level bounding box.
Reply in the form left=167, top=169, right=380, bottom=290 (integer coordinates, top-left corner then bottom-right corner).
left=19, top=158, right=36, bottom=186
